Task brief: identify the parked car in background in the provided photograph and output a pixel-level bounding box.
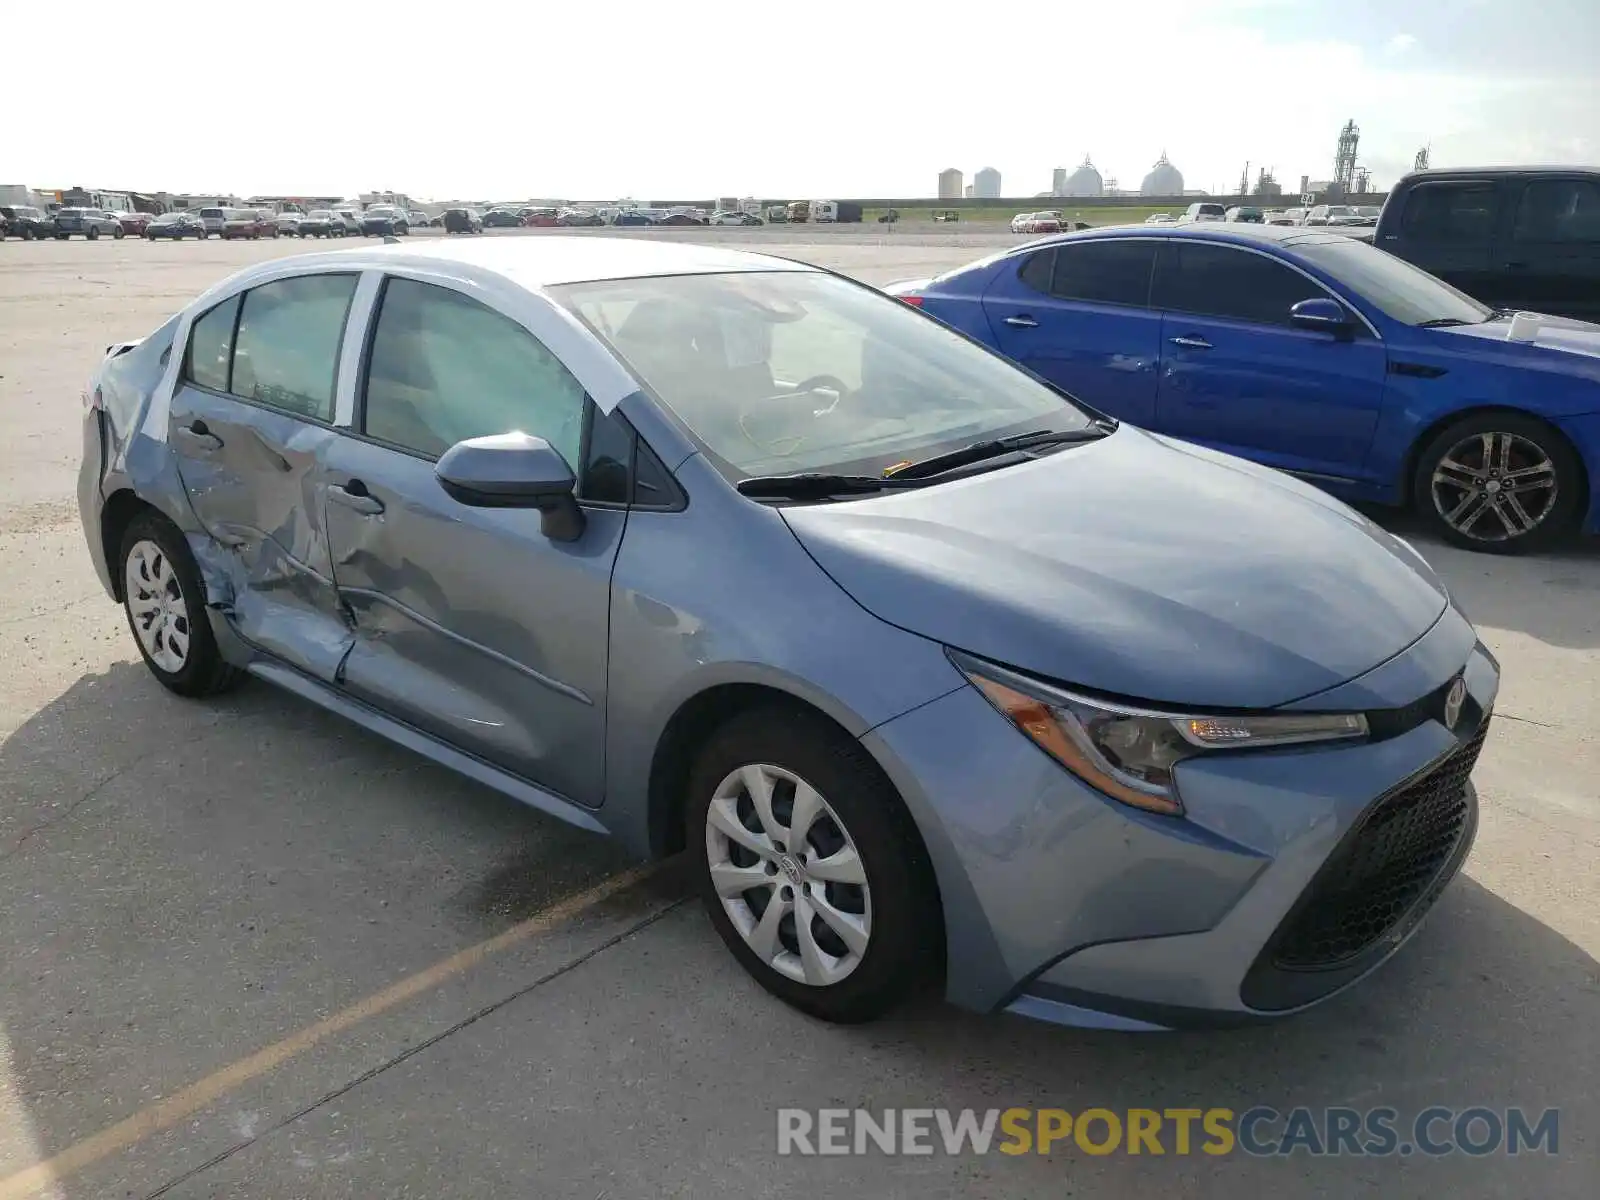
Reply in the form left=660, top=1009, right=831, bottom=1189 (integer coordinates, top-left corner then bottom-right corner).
left=360, top=205, right=410, bottom=236
left=1024, top=214, right=1063, bottom=234
left=1306, top=204, right=1373, bottom=228
left=221, top=208, right=273, bottom=239
left=1144, top=213, right=1176, bottom=225
left=1224, top=206, right=1264, bottom=223
left=442, top=207, right=484, bottom=234
left=660, top=213, right=704, bottom=226
left=1011, top=212, right=1037, bottom=233
left=710, top=210, right=761, bottom=226
left=296, top=210, right=343, bottom=238
left=890, top=223, right=1600, bottom=553
left=557, top=208, right=605, bottom=227
left=520, top=207, right=560, bottom=228
left=145, top=212, right=208, bottom=240
left=53, top=208, right=124, bottom=239
left=1177, top=202, right=1226, bottom=224
left=0, top=205, right=57, bottom=239
left=877, top=209, right=899, bottom=224
left=79, top=237, right=1500, bottom=1032
left=115, top=211, right=154, bottom=236
left=196, top=207, right=227, bottom=237
left=1356, top=206, right=1382, bottom=221
left=613, top=210, right=656, bottom=227
left=483, top=208, right=523, bottom=228
left=275, top=211, right=303, bottom=236
left=1375, top=166, right=1600, bottom=323
left=334, top=210, right=362, bottom=235
left=1263, top=210, right=1297, bottom=226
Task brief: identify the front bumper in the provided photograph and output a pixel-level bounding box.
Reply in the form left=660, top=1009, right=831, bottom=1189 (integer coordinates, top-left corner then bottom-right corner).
left=861, top=606, right=1499, bottom=1029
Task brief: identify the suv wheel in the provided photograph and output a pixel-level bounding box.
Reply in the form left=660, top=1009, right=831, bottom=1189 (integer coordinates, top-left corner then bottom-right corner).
left=119, top=512, right=243, bottom=697
left=1413, top=412, right=1583, bottom=553
left=687, top=707, right=941, bottom=1024
left=113, top=225, right=125, bottom=239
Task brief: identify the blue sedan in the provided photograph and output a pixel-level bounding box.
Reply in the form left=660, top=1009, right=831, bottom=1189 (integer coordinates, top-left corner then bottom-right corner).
left=80, top=238, right=1496, bottom=1030
left=892, top=225, right=1600, bottom=553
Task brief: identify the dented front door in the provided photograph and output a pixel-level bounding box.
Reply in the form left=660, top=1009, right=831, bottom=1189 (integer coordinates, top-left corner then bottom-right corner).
left=167, top=384, right=352, bottom=679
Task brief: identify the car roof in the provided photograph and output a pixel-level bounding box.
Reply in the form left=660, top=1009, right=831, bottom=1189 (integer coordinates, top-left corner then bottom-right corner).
left=1399, top=165, right=1599, bottom=181
left=1015, top=223, right=1348, bottom=254
left=192, top=235, right=816, bottom=304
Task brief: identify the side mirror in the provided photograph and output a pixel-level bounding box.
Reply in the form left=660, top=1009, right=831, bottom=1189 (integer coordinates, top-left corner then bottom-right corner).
left=1290, top=297, right=1354, bottom=338
left=435, top=432, right=585, bottom=542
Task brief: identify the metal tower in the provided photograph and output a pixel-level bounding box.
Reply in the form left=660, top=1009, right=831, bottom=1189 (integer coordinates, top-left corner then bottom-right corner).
left=1334, top=120, right=1360, bottom=195
left=1414, top=144, right=1431, bottom=172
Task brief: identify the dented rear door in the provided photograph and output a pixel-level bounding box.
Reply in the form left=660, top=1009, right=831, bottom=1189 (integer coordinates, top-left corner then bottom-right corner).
left=167, top=274, right=360, bottom=680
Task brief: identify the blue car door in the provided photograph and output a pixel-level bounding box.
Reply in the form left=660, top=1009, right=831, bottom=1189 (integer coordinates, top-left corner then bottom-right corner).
left=1150, top=239, right=1389, bottom=479
left=980, top=239, right=1162, bottom=425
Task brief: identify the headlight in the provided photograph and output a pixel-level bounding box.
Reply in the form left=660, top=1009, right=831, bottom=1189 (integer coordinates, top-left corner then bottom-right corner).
left=952, top=654, right=1368, bottom=817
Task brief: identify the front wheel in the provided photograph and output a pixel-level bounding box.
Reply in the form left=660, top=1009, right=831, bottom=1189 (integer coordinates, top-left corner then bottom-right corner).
left=113, top=226, right=125, bottom=239
left=119, top=512, right=243, bottom=697
left=1412, top=412, right=1583, bottom=553
left=687, top=707, right=941, bottom=1024
left=86, top=228, right=99, bottom=240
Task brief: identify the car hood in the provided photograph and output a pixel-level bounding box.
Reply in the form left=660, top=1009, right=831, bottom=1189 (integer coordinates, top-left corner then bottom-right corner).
left=1439, top=310, right=1600, bottom=361
left=781, top=427, right=1449, bottom=710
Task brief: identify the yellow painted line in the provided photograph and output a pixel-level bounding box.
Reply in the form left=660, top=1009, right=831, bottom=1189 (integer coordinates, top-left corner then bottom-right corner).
left=0, top=862, right=661, bottom=1200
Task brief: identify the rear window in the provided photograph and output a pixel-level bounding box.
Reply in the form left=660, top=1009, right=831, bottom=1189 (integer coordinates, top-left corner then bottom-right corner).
left=1047, top=239, right=1157, bottom=307
left=1512, top=178, right=1600, bottom=243
left=200, top=208, right=224, bottom=218
left=1399, top=183, right=1499, bottom=244
left=1196, top=204, right=1225, bottom=216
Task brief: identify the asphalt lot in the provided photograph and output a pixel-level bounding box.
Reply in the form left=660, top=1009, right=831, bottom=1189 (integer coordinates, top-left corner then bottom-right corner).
left=0, top=229, right=1595, bottom=1198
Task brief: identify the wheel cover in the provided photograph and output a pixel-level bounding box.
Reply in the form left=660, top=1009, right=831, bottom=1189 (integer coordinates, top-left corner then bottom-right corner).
left=124, top=540, right=191, bottom=672
left=1430, top=431, right=1558, bottom=542
left=705, top=763, right=872, bottom=987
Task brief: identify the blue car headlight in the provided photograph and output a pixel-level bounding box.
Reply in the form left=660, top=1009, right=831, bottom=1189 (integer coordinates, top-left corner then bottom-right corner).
left=951, top=653, right=1368, bottom=816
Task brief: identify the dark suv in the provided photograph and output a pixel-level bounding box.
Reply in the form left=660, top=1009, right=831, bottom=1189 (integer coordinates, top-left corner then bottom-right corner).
left=1375, top=166, right=1600, bottom=322
left=1, top=205, right=57, bottom=239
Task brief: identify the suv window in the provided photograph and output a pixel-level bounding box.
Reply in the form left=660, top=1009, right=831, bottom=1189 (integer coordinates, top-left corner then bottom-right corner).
left=362, top=277, right=587, bottom=463
left=1152, top=242, right=1330, bottom=326
left=1048, top=239, right=1156, bottom=307
left=1513, top=178, right=1600, bottom=243
left=184, top=295, right=241, bottom=393
left=229, top=274, right=357, bottom=420
left=1399, top=183, right=1498, bottom=243
left=1017, top=248, right=1054, bottom=293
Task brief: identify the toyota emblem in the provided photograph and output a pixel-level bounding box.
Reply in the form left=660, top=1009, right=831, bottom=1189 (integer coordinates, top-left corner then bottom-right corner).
left=1443, top=676, right=1467, bottom=730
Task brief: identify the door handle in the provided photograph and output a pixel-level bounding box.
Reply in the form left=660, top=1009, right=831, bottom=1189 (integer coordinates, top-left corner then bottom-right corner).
left=1003, top=314, right=1040, bottom=328
left=330, top=480, right=385, bottom=516
left=175, top=420, right=223, bottom=451
left=1169, top=335, right=1213, bottom=350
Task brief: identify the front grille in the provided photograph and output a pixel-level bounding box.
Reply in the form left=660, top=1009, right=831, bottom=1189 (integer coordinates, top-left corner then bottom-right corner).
left=1271, top=719, right=1489, bottom=970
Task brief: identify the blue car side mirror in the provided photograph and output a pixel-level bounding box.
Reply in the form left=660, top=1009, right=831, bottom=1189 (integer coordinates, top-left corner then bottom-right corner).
left=1290, top=298, right=1355, bottom=338
left=435, top=432, right=585, bottom=542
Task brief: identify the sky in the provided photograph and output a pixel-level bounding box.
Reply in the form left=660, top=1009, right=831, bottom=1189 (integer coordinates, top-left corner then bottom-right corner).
left=8, top=0, right=1597, bottom=202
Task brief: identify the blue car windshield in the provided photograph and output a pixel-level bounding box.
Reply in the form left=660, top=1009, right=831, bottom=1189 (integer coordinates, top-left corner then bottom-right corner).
left=1295, top=239, right=1492, bottom=327
left=557, top=270, right=1092, bottom=480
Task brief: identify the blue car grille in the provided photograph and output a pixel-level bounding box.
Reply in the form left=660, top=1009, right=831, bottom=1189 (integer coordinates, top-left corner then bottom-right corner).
left=1270, top=718, right=1488, bottom=970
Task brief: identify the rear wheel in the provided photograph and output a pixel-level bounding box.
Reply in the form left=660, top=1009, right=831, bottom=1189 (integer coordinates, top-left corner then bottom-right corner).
left=1412, top=412, right=1583, bottom=553
left=687, top=707, right=941, bottom=1024
left=118, top=512, right=242, bottom=697
left=87, top=228, right=99, bottom=240
left=113, top=226, right=124, bottom=239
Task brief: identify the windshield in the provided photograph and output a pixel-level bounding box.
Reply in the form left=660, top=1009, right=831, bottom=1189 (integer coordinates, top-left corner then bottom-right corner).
left=1325, top=206, right=1355, bottom=216
left=555, top=271, right=1091, bottom=482
left=367, top=206, right=396, bottom=216
left=200, top=209, right=224, bottom=218
left=1296, top=239, right=1493, bottom=326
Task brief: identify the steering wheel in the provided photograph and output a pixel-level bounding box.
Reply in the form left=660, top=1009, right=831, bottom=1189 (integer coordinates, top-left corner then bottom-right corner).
left=791, top=374, right=852, bottom=405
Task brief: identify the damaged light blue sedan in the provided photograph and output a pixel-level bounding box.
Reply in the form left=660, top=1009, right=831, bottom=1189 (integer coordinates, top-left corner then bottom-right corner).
left=79, top=237, right=1498, bottom=1029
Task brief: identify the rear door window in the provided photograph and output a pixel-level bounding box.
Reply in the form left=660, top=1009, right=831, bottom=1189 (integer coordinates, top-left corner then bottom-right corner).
left=1512, top=178, right=1600, bottom=243
left=1151, top=241, right=1331, bottom=326
left=1399, top=183, right=1499, bottom=244
left=229, top=274, right=358, bottom=420
left=1049, top=240, right=1156, bottom=307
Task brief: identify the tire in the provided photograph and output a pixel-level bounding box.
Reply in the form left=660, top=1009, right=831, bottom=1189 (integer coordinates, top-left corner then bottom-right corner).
left=1412, top=411, right=1583, bottom=554
left=87, top=227, right=99, bottom=241
left=113, top=226, right=124, bottom=239
left=118, top=511, right=243, bottom=697
left=686, top=706, right=941, bottom=1024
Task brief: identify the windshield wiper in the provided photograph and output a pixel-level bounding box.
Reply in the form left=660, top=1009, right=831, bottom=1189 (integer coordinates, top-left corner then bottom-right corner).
left=1417, top=317, right=1471, bottom=328
left=735, top=473, right=927, bottom=499
left=882, top=425, right=1112, bottom=481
